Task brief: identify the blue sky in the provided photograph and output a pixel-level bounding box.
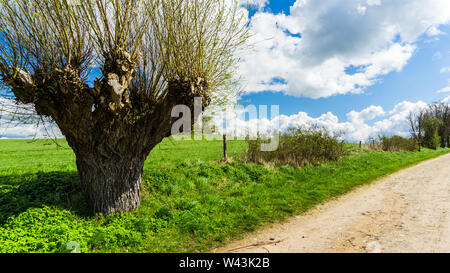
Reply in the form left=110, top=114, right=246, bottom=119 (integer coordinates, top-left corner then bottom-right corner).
left=2, top=0, right=450, bottom=140
left=239, top=1, right=450, bottom=122
left=218, top=0, right=450, bottom=142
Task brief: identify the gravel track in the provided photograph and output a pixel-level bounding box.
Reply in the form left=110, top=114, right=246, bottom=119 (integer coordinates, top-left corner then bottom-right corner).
left=218, top=154, right=450, bottom=253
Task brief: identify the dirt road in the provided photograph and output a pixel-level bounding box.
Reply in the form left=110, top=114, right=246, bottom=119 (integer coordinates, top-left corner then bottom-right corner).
left=218, top=153, right=450, bottom=253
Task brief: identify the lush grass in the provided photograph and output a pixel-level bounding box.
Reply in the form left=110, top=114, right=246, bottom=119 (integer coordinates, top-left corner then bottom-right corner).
left=0, top=138, right=448, bottom=253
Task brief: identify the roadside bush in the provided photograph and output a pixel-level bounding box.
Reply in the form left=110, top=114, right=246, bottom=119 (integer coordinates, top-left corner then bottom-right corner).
left=380, top=136, right=417, bottom=152
left=245, top=127, right=348, bottom=167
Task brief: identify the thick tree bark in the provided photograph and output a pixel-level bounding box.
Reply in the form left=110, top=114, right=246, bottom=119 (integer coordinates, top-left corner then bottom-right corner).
left=63, top=116, right=169, bottom=215
left=75, top=149, right=146, bottom=215
left=64, top=123, right=168, bottom=215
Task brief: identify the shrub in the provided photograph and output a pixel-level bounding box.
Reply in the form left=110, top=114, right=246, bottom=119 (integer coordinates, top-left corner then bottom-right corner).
left=245, top=127, right=348, bottom=167
left=380, top=136, right=417, bottom=152
left=383, top=136, right=416, bottom=152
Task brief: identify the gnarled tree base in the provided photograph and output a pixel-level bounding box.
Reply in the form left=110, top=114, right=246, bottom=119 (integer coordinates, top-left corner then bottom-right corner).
left=76, top=156, right=144, bottom=215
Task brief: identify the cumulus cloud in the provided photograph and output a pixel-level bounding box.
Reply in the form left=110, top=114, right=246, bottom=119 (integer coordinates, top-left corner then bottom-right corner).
left=239, top=0, right=450, bottom=98
left=346, top=105, right=385, bottom=124
left=212, top=99, right=429, bottom=142
left=0, top=98, right=62, bottom=139
left=437, top=80, right=450, bottom=93
left=1, top=95, right=446, bottom=142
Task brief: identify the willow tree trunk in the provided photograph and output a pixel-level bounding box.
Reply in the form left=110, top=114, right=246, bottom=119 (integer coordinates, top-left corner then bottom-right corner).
left=64, top=124, right=169, bottom=215
left=74, top=149, right=146, bottom=214
left=61, top=107, right=174, bottom=215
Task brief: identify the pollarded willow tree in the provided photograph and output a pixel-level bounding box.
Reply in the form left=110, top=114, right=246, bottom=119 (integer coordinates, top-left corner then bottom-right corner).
left=0, top=0, right=249, bottom=214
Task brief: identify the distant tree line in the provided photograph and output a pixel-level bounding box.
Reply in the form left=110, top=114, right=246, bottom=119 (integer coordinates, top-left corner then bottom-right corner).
left=408, top=103, right=450, bottom=151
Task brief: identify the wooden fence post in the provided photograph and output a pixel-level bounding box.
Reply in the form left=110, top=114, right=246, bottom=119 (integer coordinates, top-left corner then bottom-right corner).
left=223, top=134, right=228, bottom=160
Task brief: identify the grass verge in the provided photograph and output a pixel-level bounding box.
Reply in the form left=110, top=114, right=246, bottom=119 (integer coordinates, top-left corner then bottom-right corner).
left=0, top=138, right=449, bottom=253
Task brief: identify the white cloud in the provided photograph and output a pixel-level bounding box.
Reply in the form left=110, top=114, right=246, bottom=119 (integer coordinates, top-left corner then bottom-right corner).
left=437, top=80, right=450, bottom=93
left=212, top=99, right=429, bottom=142
left=239, top=0, right=450, bottom=98
left=2, top=95, right=447, bottom=142
left=438, top=86, right=450, bottom=93
left=440, top=67, right=450, bottom=73
left=356, top=4, right=367, bottom=15
left=426, top=25, right=445, bottom=36
left=346, top=105, right=385, bottom=124
left=443, top=95, right=450, bottom=103
left=0, top=98, right=62, bottom=139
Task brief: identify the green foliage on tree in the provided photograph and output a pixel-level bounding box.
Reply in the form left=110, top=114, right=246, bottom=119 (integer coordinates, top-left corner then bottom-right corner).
left=409, top=103, right=450, bottom=150
left=423, top=116, right=443, bottom=150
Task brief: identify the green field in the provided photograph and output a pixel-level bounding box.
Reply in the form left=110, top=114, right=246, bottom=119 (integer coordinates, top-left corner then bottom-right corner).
left=0, top=138, right=448, bottom=253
